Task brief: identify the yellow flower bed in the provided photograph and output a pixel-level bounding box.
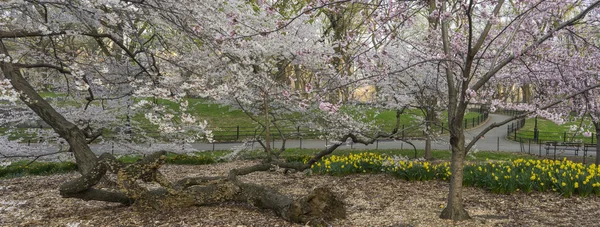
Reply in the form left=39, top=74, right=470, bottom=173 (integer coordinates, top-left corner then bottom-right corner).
left=311, top=153, right=600, bottom=197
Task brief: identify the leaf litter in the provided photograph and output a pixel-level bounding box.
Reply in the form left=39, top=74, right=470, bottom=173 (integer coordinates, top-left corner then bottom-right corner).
left=1, top=160, right=600, bottom=226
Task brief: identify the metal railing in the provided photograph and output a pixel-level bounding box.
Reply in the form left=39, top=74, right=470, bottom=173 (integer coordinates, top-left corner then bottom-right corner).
left=14, top=110, right=489, bottom=144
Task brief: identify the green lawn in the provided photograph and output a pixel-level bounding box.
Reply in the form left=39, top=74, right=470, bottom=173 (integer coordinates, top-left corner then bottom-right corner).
left=514, top=117, right=597, bottom=144
left=2, top=93, right=485, bottom=142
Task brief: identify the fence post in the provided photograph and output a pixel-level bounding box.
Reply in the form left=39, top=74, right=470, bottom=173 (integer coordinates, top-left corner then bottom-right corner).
left=402, top=125, right=405, bottom=138
left=441, top=122, right=444, bottom=134
left=592, top=133, right=595, bottom=144
left=497, top=137, right=499, bottom=151
left=236, top=126, right=239, bottom=141
left=472, top=118, right=475, bottom=128
left=376, top=139, right=379, bottom=150
left=111, top=142, right=114, bottom=155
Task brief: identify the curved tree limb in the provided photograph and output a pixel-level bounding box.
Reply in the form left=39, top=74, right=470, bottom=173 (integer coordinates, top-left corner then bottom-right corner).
left=59, top=151, right=346, bottom=225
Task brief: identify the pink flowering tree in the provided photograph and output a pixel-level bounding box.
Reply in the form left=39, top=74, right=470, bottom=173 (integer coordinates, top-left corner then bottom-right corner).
left=364, top=0, right=600, bottom=220
left=492, top=19, right=600, bottom=164
left=421, top=0, right=600, bottom=220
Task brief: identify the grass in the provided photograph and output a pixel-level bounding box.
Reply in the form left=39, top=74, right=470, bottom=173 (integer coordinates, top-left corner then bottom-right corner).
left=124, top=101, right=484, bottom=142
left=0, top=128, right=40, bottom=141
left=2, top=92, right=485, bottom=142
left=0, top=148, right=532, bottom=179
left=514, top=117, right=597, bottom=144
left=0, top=152, right=217, bottom=179
left=0, top=160, right=77, bottom=178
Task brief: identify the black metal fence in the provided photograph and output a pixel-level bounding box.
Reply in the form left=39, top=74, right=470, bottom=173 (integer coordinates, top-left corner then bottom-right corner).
left=16, top=109, right=490, bottom=144
left=515, top=138, right=598, bottom=164
left=513, top=130, right=596, bottom=144
left=507, top=119, right=526, bottom=141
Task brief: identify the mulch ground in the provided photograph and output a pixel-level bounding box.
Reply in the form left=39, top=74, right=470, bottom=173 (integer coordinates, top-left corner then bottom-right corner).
left=2, top=160, right=600, bottom=226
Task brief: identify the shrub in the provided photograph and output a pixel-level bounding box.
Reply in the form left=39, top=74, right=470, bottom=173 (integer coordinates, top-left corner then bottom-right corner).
left=166, top=154, right=216, bottom=165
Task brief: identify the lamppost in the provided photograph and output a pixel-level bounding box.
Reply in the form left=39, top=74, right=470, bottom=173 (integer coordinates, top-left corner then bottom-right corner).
left=533, top=116, right=539, bottom=141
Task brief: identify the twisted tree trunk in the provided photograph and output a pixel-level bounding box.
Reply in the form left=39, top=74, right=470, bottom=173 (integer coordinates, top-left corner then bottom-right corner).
left=59, top=151, right=346, bottom=225
left=0, top=45, right=98, bottom=174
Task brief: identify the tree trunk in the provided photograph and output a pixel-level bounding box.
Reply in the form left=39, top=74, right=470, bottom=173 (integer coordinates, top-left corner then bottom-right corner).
left=60, top=152, right=346, bottom=225
left=264, top=93, right=271, bottom=159
left=0, top=56, right=97, bottom=174
left=424, top=104, right=436, bottom=160
left=440, top=132, right=470, bottom=220
left=425, top=137, right=432, bottom=160
left=594, top=121, right=600, bottom=165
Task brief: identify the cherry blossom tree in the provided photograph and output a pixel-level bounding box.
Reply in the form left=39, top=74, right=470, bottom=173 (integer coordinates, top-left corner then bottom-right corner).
left=397, top=0, right=600, bottom=220
left=0, top=0, right=411, bottom=223
left=494, top=17, right=600, bottom=164
left=343, top=0, right=600, bottom=221
left=3, top=0, right=600, bottom=223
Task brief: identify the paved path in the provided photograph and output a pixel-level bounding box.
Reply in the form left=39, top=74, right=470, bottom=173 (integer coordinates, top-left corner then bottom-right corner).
left=185, top=114, right=524, bottom=152
left=12, top=114, right=592, bottom=158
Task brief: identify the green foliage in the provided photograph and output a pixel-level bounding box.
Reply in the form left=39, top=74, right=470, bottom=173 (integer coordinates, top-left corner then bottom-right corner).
left=311, top=153, right=600, bottom=198
left=462, top=158, right=600, bottom=197
left=0, top=161, right=77, bottom=178
left=116, top=153, right=217, bottom=165
left=0, top=153, right=216, bottom=178
left=165, top=154, right=216, bottom=165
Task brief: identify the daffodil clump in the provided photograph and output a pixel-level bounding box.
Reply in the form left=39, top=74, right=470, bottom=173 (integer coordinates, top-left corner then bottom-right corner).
left=463, top=158, right=600, bottom=197
left=311, top=153, right=600, bottom=198
left=382, top=157, right=451, bottom=181
left=310, top=152, right=386, bottom=175
left=309, top=152, right=450, bottom=180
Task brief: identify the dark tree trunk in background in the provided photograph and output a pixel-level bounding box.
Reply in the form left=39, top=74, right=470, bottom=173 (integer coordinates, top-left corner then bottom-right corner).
left=594, top=122, right=600, bottom=165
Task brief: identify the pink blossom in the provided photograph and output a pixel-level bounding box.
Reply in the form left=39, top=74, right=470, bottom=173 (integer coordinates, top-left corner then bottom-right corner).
left=305, top=84, right=312, bottom=93
left=319, top=102, right=339, bottom=113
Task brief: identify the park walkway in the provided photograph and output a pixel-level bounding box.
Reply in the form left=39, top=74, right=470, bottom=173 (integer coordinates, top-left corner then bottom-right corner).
left=182, top=114, right=525, bottom=153
left=85, top=114, right=525, bottom=154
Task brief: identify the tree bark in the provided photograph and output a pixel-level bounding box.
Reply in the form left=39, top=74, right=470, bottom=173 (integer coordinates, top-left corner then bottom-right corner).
left=424, top=104, right=436, bottom=160
left=59, top=151, right=346, bottom=225
left=0, top=46, right=98, bottom=174
left=440, top=133, right=470, bottom=220
left=594, top=121, right=600, bottom=165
